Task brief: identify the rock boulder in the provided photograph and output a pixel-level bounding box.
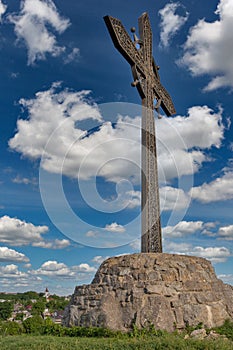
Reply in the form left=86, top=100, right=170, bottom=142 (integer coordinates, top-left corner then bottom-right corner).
left=63, top=253, right=233, bottom=332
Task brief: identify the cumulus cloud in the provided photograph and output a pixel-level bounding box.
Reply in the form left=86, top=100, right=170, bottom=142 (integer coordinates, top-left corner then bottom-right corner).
left=0, top=264, right=28, bottom=278
left=156, top=105, right=223, bottom=183
left=85, top=230, right=98, bottom=238
left=164, top=241, right=230, bottom=263
left=9, top=0, right=70, bottom=65
left=32, top=260, right=96, bottom=277
left=159, top=2, right=188, bottom=48
left=218, top=225, right=233, bottom=240
left=9, top=84, right=225, bottom=187
left=76, top=263, right=96, bottom=273
left=92, top=255, right=109, bottom=265
left=181, top=0, right=233, bottom=91
left=0, top=246, right=29, bottom=262
left=32, top=239, right=70, bottom=249
left=0, top=0, right=7, bottom=21
left=0, top=215, right=70, bottom=249
left=122, top=191, right=141, bottom=209
left=0, top=215, right=48, bottom=246
left=163, top=220, right=204, bottom=238
left=160, top=186, right=190, bottom=211
left=163, top=221, right=218, bottom=238
left=190, top=170, right=233, bottom=203
left=0, top=264, right=42, bottom=292
left=104, top=222, right=125, bottom=233
left=164, top=241, right=192, bottom=253
left=192, top=246, right=231, bottom=263
left=9, top=83, right=102, bottom=169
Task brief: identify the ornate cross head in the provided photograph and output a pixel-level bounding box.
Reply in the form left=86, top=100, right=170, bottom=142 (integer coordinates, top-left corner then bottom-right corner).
left=104, top=13, right=176, bottom=117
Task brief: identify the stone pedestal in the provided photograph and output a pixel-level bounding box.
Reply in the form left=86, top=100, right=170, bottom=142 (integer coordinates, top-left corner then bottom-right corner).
left=63, top=254, right=233, bottom=332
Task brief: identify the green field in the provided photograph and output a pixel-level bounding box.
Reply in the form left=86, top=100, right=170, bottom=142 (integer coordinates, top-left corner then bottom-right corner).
left=1, top=318, right=233, bottom=349
left=0, top=334, right=232, bottom=350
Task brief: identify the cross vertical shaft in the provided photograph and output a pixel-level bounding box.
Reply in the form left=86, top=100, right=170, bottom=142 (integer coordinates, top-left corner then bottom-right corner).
left=139, top=13, right=162, bottom=252
left=104, top=13, right=176, bottom=253
left=141, top=100, right=162, bottom=252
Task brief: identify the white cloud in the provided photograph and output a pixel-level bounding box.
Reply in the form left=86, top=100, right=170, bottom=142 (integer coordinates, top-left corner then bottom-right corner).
left=75, top=263, right=96, bottom=273
left=32, top=261, right=73, bottom=277
left=32, top=260, right=96, bottom=277
left=0, top=215, right=48, bottom=246
left=8, top=84, right=225, bottom=187
left=24, top=263, right=32, bottom=268
left=218, top=274, right=233, bottom=284
left=0, top=215, right=70, bottom=249
left=218, top=225, right=233, bottom=240
left=86, top=230, right=98, bottom=238
left=64, top=47, right=80, bottom=64
left=9, top=0, right=70, bottom=65
left=160, top=186, right=190, bottom=211
left=129, top=238, right=140, bottom=251
left=164, top=241, right=231, bottom=263
left=0, top=247, right=29, bottom=262
left=9, top=83, right=102, bottom=169
left=0, top=264, right=28, bottom=278
left=0, top=265, right=42, bottom=293
left=123, top=190, right=141, bottom=209
left=0, top=0, right=7, bottom=21
left=159, top=2, right=188, bottom=48
left=192, top=246, right=231, bottom=263
left=157, top=105, right=224, bottom=182
left=32, top=239, right=70, bottom=249
left=164, top=241, right=192, bottom=253
left=92, top=255, right=108, bottom=265
left=104, top=222, right=125, bottom=233
left=12, top=175, right=37, bottom=185
left=201, top=222, right=218, bottom=237
left=181, top=0, right=233, bottom=91
left=163, top=220, right=204, bottom=238
left=190, top=170, right=233, bottom=203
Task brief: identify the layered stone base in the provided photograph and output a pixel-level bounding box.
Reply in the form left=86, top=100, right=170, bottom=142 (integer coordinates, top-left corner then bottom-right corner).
left=63, top=254, right=233, bottom=332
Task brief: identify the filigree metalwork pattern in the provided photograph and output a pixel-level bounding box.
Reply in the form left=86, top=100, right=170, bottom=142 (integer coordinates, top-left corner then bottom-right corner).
left=104, top=13, right=176, bottom=253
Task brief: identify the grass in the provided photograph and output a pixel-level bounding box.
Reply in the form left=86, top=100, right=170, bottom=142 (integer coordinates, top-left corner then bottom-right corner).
left=0, top=334, right=232, bottom=350
left=1, top=319, right=233, bottom=349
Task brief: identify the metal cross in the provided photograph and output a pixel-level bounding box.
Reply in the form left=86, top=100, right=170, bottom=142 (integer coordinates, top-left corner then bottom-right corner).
left=104, top=13, right=176, bottom=253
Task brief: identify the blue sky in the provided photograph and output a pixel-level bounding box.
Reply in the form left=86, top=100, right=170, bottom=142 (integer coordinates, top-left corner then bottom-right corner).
left=0, top=0, right=233, bottom=295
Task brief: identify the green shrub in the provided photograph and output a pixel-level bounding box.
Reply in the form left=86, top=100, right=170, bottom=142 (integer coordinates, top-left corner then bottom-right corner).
left=0, top=321, right=23, bottom=335
left=63, top=326, right=117, bottom=337
left=129, top=324, right=166, bottom=338
left=214, top=319, right=233, bottom=340
left=42, top=318, right=65, bottom=336
left=22, top=316, right=44, bottom=334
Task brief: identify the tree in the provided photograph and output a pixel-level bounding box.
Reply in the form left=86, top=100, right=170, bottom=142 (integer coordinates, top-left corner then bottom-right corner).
left=23, top=316, right=44, bottom=334
left=31, top=300, right=46, bottom=317
left=46, top=298, right=69, bottom=312
left=0, top=302, right=13, bottom=321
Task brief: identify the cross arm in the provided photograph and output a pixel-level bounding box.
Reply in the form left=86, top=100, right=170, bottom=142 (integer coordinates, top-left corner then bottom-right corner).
left=104, top=15, right=145, bottom=75
left=152, top=75, right=176, bottom=116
